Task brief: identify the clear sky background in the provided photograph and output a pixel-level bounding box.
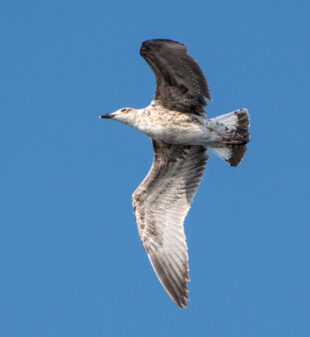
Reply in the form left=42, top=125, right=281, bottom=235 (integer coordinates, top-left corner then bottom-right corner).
left=1, top=1, right=309, bottom=336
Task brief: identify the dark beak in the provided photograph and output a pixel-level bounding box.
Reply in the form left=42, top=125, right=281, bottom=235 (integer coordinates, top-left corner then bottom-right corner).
left=99, top=113, right=114, bottom=119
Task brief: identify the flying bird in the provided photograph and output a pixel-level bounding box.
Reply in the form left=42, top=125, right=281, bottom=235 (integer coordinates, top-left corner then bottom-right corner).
left=100, top=39, right=250, bottom=308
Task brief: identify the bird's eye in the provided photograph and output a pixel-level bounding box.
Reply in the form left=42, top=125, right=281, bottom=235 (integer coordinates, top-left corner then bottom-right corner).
left=121, top=108, right=127, bottom=112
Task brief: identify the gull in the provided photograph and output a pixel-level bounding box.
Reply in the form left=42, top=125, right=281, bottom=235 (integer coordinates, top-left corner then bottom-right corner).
left=100, top=39, right=250, bottom=308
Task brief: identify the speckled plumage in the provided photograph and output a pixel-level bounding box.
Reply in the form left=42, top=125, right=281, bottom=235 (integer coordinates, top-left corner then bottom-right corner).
left=100, top=39, right=250, bottom=308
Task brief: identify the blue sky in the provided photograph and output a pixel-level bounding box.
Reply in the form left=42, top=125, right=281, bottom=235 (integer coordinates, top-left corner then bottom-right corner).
left=1, top=0, right=309, bottom=336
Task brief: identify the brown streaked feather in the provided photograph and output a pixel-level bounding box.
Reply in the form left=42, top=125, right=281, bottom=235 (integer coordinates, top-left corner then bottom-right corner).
left=132, top=140, right=209, bottom=308
left=140, top=39, right=211, bottom=116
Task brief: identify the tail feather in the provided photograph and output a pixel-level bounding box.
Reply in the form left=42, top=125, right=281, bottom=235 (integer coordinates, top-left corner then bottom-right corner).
left=209, top=109, right=250, bottom=167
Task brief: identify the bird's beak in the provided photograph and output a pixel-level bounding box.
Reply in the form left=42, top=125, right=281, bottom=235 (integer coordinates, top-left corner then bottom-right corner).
left=99, top=113, right=114, bottom=119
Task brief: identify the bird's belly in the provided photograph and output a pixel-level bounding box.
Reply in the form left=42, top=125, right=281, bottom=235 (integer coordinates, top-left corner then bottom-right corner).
left=136, top=122, right=221, bottom=146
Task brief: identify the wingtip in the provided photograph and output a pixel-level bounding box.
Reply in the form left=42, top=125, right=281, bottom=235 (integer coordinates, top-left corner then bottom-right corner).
left=140, top=39, right=185, bottom=55
left=141, top=38, right=184, bottom=46
left=176, top=296, right=189, bottom=309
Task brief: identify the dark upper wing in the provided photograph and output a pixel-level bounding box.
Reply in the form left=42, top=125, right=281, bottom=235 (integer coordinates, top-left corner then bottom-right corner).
left=140, top=39, right=211, bottom=116
left=132, top=140, right=209, bottom=308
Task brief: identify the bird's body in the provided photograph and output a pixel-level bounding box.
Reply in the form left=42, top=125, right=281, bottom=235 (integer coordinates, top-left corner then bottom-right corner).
left=106, top=102, right=248, bottom=149
left=100, top=39, right=250, bottom=308
left=117, top=102, right=221, bottom=146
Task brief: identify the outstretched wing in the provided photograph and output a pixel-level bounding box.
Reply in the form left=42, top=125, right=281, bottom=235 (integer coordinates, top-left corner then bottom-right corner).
left=132, top=140, right=209, bottom=308
left=140, top=39, right=211, bottom=116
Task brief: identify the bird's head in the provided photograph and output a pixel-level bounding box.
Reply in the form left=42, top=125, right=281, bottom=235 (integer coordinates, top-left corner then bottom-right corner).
left=99, top=108, right=137, bottom=126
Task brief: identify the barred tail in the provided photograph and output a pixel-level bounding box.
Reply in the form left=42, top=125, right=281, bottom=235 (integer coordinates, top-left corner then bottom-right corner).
left=209, top=109, right=250, bottom=167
